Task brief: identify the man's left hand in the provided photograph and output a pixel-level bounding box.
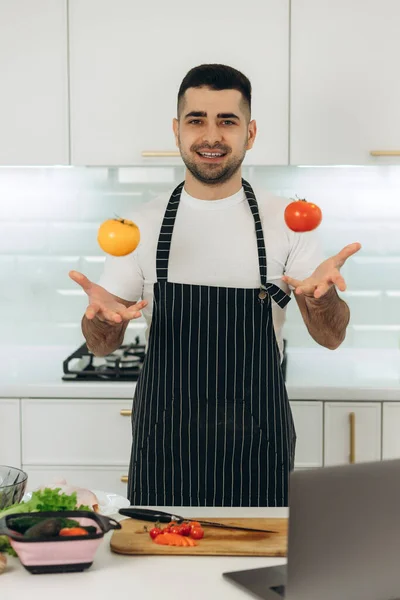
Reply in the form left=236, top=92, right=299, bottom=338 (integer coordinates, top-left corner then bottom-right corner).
left=282, top=242, right=362, bottom=299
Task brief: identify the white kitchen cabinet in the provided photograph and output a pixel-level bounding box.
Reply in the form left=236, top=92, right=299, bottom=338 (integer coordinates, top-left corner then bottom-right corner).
left=0, top=399, right=21, bottom=468
left=291, top=0, right=400, bottom=165
left=69, top=0, right=289, bottom=166
left=324, top=402, right=381, bottom=466
left=22, top=466, right=129, bottom=497
left=382, top=403, right=400, bottom=459
left=21, top=399, right=132, bottom=466
left=290, top=401, right=323, bottom=468
left=0, top=0, right=68, bottom=165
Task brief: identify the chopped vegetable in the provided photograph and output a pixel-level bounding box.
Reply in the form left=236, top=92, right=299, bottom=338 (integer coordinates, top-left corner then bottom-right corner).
left=178, top=523, right=191, bottom=536
left=190, top=526, right=204, bottom=540
left=59, top=527, right=89, bottom=537
left=82, top=526, right=97, bottom=535
left=0, top=536, right=16, bottom=557
left=24, top=518, right=64, bottom=539
left=154, top=533, right=196, bottom=547
left=149, top=527, right=162, bottom=540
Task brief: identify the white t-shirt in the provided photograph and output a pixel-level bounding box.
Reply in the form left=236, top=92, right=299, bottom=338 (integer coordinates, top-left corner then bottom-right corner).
left=98, top=184, right=324, bottom=357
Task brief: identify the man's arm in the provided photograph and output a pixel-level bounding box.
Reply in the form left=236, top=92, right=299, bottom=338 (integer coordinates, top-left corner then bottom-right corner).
left=283, top=242, right=361, bottom=351
left=294, top=288, right=350, bottom=350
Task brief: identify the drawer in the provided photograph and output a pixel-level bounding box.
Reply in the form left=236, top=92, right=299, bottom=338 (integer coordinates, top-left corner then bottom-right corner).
left=21, top=399, right=132, bottom=465
left=23, top=465, right=129, bottom=497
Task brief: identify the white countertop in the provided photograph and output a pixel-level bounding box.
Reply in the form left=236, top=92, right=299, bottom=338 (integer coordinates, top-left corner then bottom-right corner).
left=1, top=507, right=288, bottom=599
left=1, top=345, right=400, bottom=401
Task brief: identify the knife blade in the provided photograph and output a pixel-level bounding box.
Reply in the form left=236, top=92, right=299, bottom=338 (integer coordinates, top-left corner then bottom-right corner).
left=118, top=507, right=277, bottom=534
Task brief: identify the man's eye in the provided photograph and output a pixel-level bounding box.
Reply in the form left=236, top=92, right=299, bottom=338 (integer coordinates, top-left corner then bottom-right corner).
left=189, top=120, right=202, bottom=124
left=222, top=120, right=235, bottom=125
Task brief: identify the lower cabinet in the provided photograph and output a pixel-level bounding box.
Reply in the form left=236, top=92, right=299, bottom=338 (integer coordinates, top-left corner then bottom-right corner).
left=290, top=401, right=323, bottom=468
left=382, top=403, right=400, bottom=459
left=324, top=402, right=381, bottom=466
left=7, top=397, right=390, bottom=497
left=21, top=398, right=132, bottom=495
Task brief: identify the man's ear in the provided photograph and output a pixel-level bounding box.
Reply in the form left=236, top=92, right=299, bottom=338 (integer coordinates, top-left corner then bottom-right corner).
left=172, top=118, right=179, bottom=147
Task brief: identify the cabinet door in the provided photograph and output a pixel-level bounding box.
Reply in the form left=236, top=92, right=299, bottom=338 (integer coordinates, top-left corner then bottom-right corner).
left=0, top=0, right=68, bottom=165
left=290, top=401, right=323, bottom=468
left=291, top=0, right=400, bottom=165
left=69, top=0, right=289, bottom=166
left=0, top=399, right=21, bottom=468
left=382, top=404, right=400, bottom=459
left=21, top=399, right=132, bottom=466
left=324, top=402, right=381, bottom=466
left=23, top=465, right=128, bottom=497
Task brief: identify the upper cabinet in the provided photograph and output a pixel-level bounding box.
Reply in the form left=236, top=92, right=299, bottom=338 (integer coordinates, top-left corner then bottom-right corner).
left=290, top=0, right=400, bottom=165
left=0, top=0, right=68, bottom=165
left=68, top=0, right=289, bottom=166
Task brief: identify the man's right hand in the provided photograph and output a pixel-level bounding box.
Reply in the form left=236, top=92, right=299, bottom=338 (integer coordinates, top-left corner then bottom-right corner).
left=69, top=270, right=147, bottom=325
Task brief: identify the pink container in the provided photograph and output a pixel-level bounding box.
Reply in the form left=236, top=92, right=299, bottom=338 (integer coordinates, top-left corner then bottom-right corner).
left=0, top=510, right=121, bottom=574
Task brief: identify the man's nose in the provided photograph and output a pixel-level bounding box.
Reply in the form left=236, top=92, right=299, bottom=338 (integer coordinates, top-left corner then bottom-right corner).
left=200, top=123, right=223, bottom=145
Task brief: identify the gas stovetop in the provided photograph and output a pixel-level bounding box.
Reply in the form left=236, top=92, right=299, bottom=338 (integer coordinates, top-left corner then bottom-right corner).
left=62, top=337, right=145, bottom=381
left=62, top=339, right=287, bottom=382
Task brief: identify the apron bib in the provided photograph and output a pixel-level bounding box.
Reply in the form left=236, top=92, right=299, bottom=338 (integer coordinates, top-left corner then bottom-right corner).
left=128, top=179, right=296, bottom=506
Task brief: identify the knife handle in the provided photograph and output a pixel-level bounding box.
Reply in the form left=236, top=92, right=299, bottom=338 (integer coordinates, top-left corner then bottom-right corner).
left=119, top=507, right=182, bottom=523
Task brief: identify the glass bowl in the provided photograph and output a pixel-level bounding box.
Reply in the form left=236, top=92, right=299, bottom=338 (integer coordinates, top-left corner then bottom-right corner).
left=0, top=466, right=28, bottom=510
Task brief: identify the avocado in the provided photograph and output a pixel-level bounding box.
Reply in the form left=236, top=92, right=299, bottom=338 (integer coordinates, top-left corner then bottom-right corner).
left=24, top=518, right=64, bottom=539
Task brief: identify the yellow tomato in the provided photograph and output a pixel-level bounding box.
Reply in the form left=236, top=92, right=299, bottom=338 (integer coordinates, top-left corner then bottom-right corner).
left=97, top=218, right=140, bottom=256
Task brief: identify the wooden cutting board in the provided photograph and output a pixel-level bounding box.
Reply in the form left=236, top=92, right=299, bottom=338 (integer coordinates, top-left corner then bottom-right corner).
left=110, top=517, right=288, bottom=557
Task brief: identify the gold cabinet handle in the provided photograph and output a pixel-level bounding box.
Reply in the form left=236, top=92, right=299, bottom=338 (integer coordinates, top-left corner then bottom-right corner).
left=121, top=475, right=129, bottom=483
left=370, top=150, right=400, bottom=156
left=120, top=409, right=132, bottom=417
left=349, top=412, right=356, bottom=464
left=141, top=150, right=181, bottom=157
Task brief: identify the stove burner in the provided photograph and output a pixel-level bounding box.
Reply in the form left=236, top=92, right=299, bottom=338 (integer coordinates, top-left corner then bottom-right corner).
left=62, top=337, right=146, bottom=382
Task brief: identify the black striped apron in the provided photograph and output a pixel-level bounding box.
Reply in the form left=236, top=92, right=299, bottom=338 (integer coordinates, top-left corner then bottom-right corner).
left=128, top=178, right=296, bottom=507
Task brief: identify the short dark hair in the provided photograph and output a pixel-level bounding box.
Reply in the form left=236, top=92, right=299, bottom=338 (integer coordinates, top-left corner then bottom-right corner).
left=177, top=64, right=252, bottom=120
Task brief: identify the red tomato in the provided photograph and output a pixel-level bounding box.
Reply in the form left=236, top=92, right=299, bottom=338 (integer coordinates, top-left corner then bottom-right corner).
left=190, top=526, right=204, bottom=540
left=284, top=198, right=322, bottom=232
left=162, top=526, right=172, bottom=534
left=149, top=527, right=162, bottom=540
left=179, top=523, right=192, bottom=536
left=170, top=526, right=181, bottom=535
left=189, top=521, right=201, bottom=528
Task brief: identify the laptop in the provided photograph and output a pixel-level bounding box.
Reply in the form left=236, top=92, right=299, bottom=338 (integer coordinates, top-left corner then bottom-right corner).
left=223, top=458, right=400, bottom=600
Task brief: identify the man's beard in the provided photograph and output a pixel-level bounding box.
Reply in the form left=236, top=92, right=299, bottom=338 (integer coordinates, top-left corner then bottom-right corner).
left=179, top=143, right=247, bottom=186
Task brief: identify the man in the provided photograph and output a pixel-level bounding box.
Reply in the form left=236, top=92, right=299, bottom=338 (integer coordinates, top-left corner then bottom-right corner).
left=70, top=64, right=361, bottom=507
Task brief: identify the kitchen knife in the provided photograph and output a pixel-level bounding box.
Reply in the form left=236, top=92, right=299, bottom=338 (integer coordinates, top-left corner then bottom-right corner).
left=118, top=507, right=277, bottom=534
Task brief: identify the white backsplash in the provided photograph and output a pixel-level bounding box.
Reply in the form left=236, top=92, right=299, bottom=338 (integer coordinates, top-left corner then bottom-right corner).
left=1, top=164, right=399, bottom=350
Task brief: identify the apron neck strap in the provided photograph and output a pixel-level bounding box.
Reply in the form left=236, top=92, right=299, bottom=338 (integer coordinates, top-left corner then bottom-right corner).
left=155, top=178, right=268, bottom=287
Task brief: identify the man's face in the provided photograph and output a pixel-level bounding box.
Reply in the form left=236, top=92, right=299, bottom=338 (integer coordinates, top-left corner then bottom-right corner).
left=173, top=87, right=256, bottom=186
